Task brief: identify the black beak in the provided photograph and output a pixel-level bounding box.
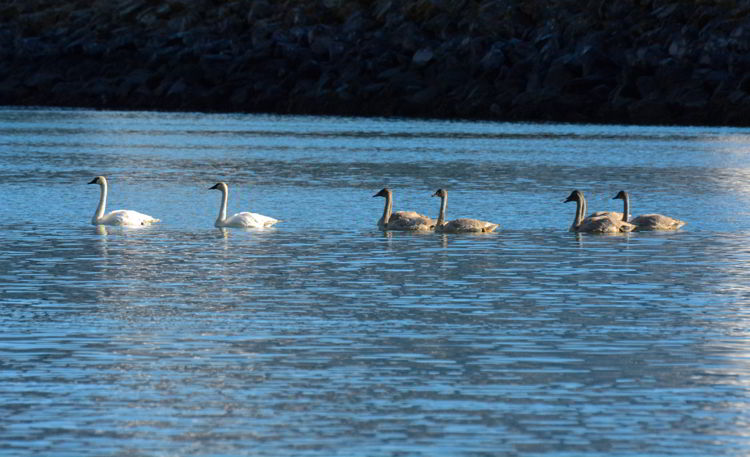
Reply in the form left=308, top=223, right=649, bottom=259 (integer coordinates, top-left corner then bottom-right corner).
left=88, top=178, right=98, bottom=184
left=209, top=183, right=220, bottom=190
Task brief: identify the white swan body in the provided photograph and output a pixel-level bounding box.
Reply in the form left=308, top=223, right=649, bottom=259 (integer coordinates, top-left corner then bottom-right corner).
left=210, top=182, right=280, bottom=228
left=373, top=188, right=434, bottom=231
left=564, top=190, right=634, bottom=233
left=432, top=189, right=499, bottom=233
left=613, top=190, right=686, bottom=231
left=88, top=176, right=159, bottom=226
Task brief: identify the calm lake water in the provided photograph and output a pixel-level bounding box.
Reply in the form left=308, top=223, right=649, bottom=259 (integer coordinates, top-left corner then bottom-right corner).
left=2, top=108, right=750, bottom=456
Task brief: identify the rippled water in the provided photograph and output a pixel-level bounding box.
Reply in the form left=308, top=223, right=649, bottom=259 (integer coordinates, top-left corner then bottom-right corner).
left=2, top=108, right=750, bottom=456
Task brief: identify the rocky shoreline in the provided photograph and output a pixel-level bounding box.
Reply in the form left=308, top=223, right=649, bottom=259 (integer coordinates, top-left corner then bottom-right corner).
left=2, top=0, right=750, bottom=125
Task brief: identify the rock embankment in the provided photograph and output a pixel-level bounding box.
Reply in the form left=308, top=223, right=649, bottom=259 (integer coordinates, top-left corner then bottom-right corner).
left=2, top=0, right=750, bottom=125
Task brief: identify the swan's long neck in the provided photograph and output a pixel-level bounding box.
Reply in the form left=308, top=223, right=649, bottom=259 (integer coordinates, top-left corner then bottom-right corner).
left=621, top=192, right=630, bottom=222
left=572, top=194, right=584, bottom=230
left=217, top=186, right=229, bottom=225
left=437, top=194, right=447, bottom=226
left=93, top=181, right=107, bottom=223
left=381, top=192, right=393, bottom=225
left=582, top=195, right=587, bottom=221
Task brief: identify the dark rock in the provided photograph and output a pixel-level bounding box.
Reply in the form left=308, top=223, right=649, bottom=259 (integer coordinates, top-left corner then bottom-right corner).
left=117, top=0, right=147, bottom=21
left=247, top=0, right=272, bottom=21
left=728, top=90, right=748, bottom=105
left=49, top=81, right=80, bottom=99
left=561, top=77, right=611, bottom=106
left=24, top=69, right=62, bottom=89
left=342, top=10, right=367, bottom=37
left=668, top=36, right=690, bottom=59
left=635, top=76, right=659, bottom=99
left=0, top=0, right=749, bottom=125
left=406, top=85, right=437, bottom=107
left=479, top=42, right=505, bottom=72
left=628, top=98, right=672, bottom=125
left=0, top=76, right=24, bottom=100
left=543, top=58, right=580, bottom=91
left=166, top=79, right=187, bottom=98
left=16, top=37, right=49, bottom=56
left=230, top=86, right=251, bottom=107
left=678, top=87, right=710, bottom=109
left=412, top=47, right=433, bottom=67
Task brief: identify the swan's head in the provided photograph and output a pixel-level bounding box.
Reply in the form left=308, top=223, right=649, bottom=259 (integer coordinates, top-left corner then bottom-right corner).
left=564, top=190, right=583, bottom=203
left=373, top=188, right=391, bottom=198
left=432, top=189, right=447, bottom=198
left=88, top=176, right=106, bottom=185
left=613, top=190, right=628, bottom=200
left=209, top=182, right=228, bottom=191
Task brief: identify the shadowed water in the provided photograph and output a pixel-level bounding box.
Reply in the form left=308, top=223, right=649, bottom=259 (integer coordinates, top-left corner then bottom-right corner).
left=1, top=108, right=750, bottom=456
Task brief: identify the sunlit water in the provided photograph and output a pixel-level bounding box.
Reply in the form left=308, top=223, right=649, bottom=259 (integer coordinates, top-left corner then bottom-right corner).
left=2, top=108, right=750, bottom=456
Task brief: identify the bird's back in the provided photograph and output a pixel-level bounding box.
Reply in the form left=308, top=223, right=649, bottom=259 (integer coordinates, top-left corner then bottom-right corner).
left=631, top=214, right=686, bottom=231
left=439, top=218, right=498, bottom=233
left=224, top=212, right=280, bottom=228
left=98, top=210, right=159, bottom=227
left=577, top=214, right=634, bottom=233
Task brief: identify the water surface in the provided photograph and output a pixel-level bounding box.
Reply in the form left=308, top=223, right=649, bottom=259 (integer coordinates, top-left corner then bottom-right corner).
left=1, top=108, right=750, bottom=456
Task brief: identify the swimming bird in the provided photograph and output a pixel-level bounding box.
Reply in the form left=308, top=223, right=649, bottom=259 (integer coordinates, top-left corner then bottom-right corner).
left=431, top=188, right=499, bottom=233
left=373, top=188, right=434, bottom=231
left=586, top=201, right=626, bottom=221
left=564, top=190, right=634, bottom=233
left=88, top=176, right=160, bottom=226
left=209, top=182, right=280, bottom=228
left=613, top=190, right=686, bottom=231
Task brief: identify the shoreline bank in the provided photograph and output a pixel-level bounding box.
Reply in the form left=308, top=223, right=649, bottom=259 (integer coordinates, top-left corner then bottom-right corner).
left=2, top=0, right=750, bottom=126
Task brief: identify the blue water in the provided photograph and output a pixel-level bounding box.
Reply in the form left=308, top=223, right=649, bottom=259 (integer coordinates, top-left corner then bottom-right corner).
left=1, top=108, right=750, bottom=456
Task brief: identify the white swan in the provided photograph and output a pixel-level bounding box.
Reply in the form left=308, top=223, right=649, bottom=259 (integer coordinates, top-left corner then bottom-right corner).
left=209, top=182, right=280, bottom=228
left=564, top=190, right=634, bottom=233
left=613, top=190, right=686, bottom=231
left=88, top=176, right=160, bottom=226
left=432, top=189, right=499, bottom=233
left=373, top=188, right=434, bottom=231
